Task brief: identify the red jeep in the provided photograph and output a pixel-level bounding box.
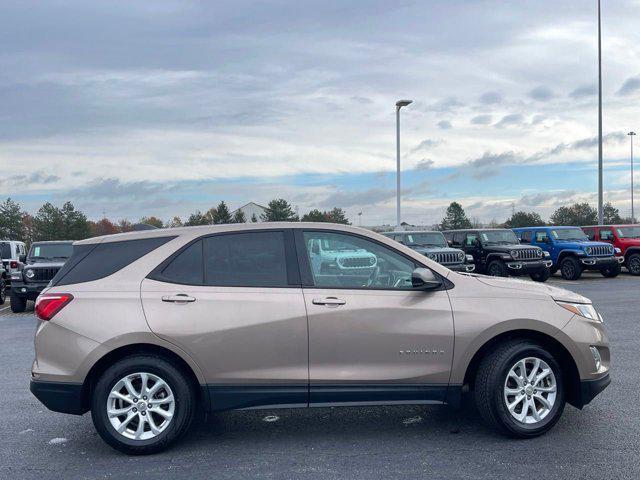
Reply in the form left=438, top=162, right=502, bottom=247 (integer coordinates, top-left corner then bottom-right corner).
left=582, top=225, right=640, bottom=275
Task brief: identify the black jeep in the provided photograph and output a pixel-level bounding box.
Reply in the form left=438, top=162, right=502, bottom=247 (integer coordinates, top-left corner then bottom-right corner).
left=10, top=240, right=74, bottom=313
left=443, top=228, right=553, bottom=282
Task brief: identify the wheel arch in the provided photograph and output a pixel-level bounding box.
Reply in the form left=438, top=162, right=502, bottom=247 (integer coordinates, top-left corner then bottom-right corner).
left=557, top=249, right=580, bottom=264
left=462, top=329, right=583, bottom=409
left=623, top=247, right=640, bottom=259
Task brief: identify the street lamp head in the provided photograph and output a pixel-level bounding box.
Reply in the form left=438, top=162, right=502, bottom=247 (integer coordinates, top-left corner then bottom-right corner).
left=396, top=99, right=413, bottom=108
left=629, top=131, right=637, bottom=136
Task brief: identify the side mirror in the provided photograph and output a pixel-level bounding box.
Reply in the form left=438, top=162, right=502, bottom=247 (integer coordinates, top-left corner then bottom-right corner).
left=18, top=254, right=26, bottom=263
left=412, top=268, right=442, bottom=290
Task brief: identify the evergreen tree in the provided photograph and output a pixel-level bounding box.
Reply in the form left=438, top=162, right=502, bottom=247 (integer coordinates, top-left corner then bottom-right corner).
left=327, top=207, right=350, bottom=224
left=301, top=209, right=327, bottom=222
left=603, top=202, right=623, bottom=224
left=503, top=211, right=545, bottom=228
left=33, top=203, right=65, bottom=241
left=212, top=201, right=232, bottom=224
left=0, top=198, right=24, bottom=239
left=251, top=213, right=258, bottom=222
left=232, top=210, right=246, bottom=223
left=184, top=211, right=209, bottom=226
left=550, top=203, right=597, bottom=226
left=61, top=201, right=91, bottom=239
left=438, top=202, right=472, bottom=230
left=262, top=199, right=298, bottom=222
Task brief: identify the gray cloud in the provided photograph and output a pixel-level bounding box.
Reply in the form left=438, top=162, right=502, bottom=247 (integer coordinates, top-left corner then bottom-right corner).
left=494, top=113, right=524, bottom=128
left=618, top=75, right=640, bottom=96
left=437, top=120, right=452, bottom=130
left=467, top=151, right=521, bottom=169
left=570, top=84, right=597, bottom=99
left=471, top=114, right=492, bottom=125
left=415, top=159, right=435, bottom=170
left=519, top=190, right=577, bottom=207
left=422, top=97, right=463, bottom=113
left=66, top=178, right=180, bottom=200
left=528, top=86, right=555, bottom=102
left=0, top=171, right=60, bottom=187
left=321, top=188, right=396, bottom=208
left=479, top=91, right=502, bottom=104
left=409, top=139, right=442, bottom=155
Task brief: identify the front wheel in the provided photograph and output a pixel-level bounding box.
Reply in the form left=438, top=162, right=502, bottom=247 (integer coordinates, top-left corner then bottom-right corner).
left=626, top=253, right=640, bottom=276
left=560, top=256, right=582, bottom=280
left=487, top=260, right=509, bottom=277
left=530, top=269, right=550, bottom=282
left=600, top=262, right=621, bottom=278
left=91, top=355, right=196, bottom=455
left=10, top=290, right=26, bottom=313
left=475, top=340, right=565, bottom=438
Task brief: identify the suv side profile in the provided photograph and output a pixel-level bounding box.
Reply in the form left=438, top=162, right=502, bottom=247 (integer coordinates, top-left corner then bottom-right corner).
left=514, top=226, right=622, bottom=280
left=31, top=223, right=610, bottom=454
left=443, top=228, right=553, bottom=282
left=382, top=230, right=474, bottom=272
left=1, top=240, right=27, bottom=287
left=10, top=241, right=73, bottom=312
left=582, top=225, right=640, bottom=275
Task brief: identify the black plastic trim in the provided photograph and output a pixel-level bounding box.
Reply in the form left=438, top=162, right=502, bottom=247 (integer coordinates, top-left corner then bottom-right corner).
left=578, top=373, right=611, bottom=408
left=207, top=384, right=308, bottom=411
left=309, top=384, right=448, bottom=405
left=30, top=380, right=87, bottom=415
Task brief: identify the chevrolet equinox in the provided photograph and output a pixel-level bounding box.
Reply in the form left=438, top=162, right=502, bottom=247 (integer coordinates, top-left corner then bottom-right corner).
left=30, top=223, right=611, bottom=454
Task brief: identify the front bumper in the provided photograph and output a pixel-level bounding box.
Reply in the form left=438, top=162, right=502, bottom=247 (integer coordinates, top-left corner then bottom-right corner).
left=579, top=373, right=611, bottom=407
left=580, top=255, right=624, bottom=269
left=11, top=281, right=49, bottom=300
left=447, top=263, right=475, bottom=273
left=505, top=259, right=553, bottom=273
left=30, top=380, right=87, bottom=415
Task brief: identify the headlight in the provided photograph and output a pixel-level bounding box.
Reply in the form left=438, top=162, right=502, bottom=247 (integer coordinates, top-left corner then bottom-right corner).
left=556, top=301, right=601, bottom=321
left=614, top=247, right=621, bottom=254
left=543, top=251, right=551, bottom=258
left=466, top=254, right=474, bottom=263
left=457, top=252, right=465, bottom=262
left=25, top=269, right=35, bottom=279
left=510, top=250, right=519, bottom=259
left=428, top=253, right=437, bottom=260
left=585, top=246, right=593, bottom=255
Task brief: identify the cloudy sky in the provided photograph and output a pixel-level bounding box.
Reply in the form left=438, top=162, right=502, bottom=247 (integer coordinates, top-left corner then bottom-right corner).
left=2, top=0, right=640, bottom=225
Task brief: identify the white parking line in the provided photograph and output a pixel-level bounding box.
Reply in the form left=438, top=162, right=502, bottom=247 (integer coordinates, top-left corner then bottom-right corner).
left=0, top=306, right=10, bottom=312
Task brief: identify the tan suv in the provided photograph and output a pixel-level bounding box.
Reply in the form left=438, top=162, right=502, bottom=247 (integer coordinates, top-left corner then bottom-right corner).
left=30, top=223, right=610, bottom=454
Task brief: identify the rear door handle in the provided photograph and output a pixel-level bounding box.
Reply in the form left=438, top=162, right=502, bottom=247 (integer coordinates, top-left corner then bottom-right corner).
left=312, top=297, right=346, bottom=306
left=162, top=294, right=196, bottom=304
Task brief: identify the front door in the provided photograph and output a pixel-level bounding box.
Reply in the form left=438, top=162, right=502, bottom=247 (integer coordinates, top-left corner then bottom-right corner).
left=141, top=229, right=309, bottom=410
left=295, top=230, right=454, bottom=405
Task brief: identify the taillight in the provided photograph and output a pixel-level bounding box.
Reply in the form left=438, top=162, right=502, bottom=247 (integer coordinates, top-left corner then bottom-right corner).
left=35, top=294, right=74, bottom=321
left=10, top=261, right=18, bottom=269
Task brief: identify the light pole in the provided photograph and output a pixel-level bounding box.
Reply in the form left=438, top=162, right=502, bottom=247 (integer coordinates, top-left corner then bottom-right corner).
left=396, top=99, right=412, bottom=230
left=629, top=131, right=636, bottom=222
left=597, top=0, right=604, bottom=225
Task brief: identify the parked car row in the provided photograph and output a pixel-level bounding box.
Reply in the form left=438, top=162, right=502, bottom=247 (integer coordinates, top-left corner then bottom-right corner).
left=384, top=224, right=640, bottom=282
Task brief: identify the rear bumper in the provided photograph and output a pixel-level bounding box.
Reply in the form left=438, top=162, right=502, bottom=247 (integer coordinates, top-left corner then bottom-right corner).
left=580, top=256, right=624, bottom=269
left=578, top=373, right=611, bottom=408
left=30, top=380, right=87, bottom=415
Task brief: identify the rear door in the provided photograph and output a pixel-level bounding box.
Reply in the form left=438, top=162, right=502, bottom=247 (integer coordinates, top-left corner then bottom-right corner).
left=295, top=229, right=454, bottom=405
left=141, top=229, right=309, bottom=410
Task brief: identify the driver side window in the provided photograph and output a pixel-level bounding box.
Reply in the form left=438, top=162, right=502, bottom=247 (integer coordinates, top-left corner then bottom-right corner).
left=302, top=231, right=417, bottom=289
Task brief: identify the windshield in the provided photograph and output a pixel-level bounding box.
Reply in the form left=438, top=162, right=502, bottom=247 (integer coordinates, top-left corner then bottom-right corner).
left=480, top=230, right=519, bottom=245
left=319, top=239, right=361, bottom=251
left=616, top=226, right=640, bottom=238
left=29, top=243, right=74, bottom=260
left=551, top=228, right=588, bottom=241
left=399, top=232, right=447, bottom=248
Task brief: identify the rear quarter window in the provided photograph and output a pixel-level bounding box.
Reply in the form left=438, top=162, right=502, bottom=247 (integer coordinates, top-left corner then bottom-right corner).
left=52, top=236, right=176, bottom=286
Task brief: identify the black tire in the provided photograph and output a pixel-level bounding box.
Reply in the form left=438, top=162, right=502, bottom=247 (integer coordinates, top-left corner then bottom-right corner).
left=626, top=253, right=640, bottom=276
left=487, top=259, right=509, bottom=277
left=10, top=290, right=27, bottom=313
left=475, top=340, right=565, bottom=438
left=91, top=354, right=196, bottom=455
left=530, top=268, right=551, bottom=282
left=0, top=278, right=5, bottom=305
left=549, top=267, right=558, bottom=276
left=560, top=256, right=582, bottom=280
left=600, top=262, right=621, bottom=278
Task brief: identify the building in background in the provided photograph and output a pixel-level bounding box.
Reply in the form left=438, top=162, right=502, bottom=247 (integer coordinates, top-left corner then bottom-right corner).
left=231, top=202, right=267, bottom=222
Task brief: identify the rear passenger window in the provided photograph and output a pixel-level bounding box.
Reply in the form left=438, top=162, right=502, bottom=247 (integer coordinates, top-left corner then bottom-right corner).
left=53, top=236, right=175, bottom=286
left=204, top=232, right=288, bottom=287
left=160, top=240, right=204, bottom=285
left=535, top=231, right=548, bottom=243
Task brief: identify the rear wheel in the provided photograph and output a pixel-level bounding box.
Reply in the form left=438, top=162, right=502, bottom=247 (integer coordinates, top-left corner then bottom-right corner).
left=600, top=262, right=621, bottom=278
left=560, top=256, right=582, bottom=280
left=626, top=253, right=640, bottom=276
left=91, top=355, right=196, bottom=455
left=487, top=260, right=509, bottom=277
left=475, top=340, right=565, bottom=438
left=10, top=290, right=26, bottom=313
left=530, top=269, right=550, bottom=282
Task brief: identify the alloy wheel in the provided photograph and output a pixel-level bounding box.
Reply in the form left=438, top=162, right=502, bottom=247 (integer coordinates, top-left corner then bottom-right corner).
left=629, top=257, right=640, bottom=274
left=107, top=372, right=175, bottom=441
left=503, top=357, right=557, bottom=425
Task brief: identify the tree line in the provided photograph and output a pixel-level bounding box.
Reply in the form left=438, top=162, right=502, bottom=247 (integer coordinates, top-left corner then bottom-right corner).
left=0, top=198, right=349, bottom=245
left=437, top=201, right=632, bottom=231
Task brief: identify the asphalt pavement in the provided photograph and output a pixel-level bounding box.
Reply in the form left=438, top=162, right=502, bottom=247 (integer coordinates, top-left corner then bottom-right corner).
left=1, top=272, right=638, bottom=479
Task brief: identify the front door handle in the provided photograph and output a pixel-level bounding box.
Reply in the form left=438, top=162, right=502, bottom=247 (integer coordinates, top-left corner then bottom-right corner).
left=162, top=294, right=196, bottom=304
left=312, top=297, right=346, bottom=306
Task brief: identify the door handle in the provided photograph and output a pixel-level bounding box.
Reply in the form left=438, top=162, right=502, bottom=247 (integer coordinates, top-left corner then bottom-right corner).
left=162, top=294, right=196, bottom=304
left=312, top=297, right=346, bottom=306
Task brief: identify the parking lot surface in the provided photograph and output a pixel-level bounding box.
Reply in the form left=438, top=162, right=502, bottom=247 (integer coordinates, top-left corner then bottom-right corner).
left=1, top=272, right=639, bottom=479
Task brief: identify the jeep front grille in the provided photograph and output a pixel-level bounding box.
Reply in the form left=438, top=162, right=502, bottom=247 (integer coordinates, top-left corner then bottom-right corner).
left=432, top=252, right=462, bottom=265
left=518, top=248, right=543, bottom=260
left=31, top=268, right=60, bottom=282
left=338, top=257, right=376, bottom=268
left=587, top=245, right=613, bottom=257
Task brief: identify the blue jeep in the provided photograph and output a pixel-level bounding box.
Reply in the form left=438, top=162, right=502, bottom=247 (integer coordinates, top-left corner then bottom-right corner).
left=513, top=226, right=623, bottom=280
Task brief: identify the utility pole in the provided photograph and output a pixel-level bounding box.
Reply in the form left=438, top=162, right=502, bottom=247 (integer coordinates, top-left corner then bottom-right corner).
left=630, top=132, right=637, bottom=221
left=597, top=0, right=604, bottom=225
left=395, top=99, right=413, bottom=230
